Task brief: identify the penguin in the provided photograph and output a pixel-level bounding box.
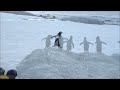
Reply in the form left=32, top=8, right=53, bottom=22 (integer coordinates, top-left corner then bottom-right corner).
left=80, top=37, right=93, bottom=52
left=64, top=36, right=74, bottom=51
left=51, top=31, right=68, bottom=48
left=41, top=35, right=52, bottom=48
left=95, top=36, right=107, bottom=52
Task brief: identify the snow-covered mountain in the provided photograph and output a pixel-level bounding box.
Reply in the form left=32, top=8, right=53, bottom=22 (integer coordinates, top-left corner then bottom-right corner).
left=60, top=15, right=120, bottom=25
left=27, top=11, right=120, bottom=25
left=16, top=47, right=119, bottom=79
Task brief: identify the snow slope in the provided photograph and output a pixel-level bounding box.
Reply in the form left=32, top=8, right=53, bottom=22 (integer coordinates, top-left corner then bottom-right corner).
left=0, top=12, right=120, bottom=78
left=16, top=47, right=119, bottom=79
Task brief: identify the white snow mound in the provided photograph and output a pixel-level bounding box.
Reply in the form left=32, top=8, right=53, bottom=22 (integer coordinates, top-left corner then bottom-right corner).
left=16, top=47, right=120, bottom=79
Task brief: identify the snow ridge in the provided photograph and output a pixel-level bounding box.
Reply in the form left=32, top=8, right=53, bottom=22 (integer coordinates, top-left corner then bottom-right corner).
left=16, top=47, right=120, bottom=79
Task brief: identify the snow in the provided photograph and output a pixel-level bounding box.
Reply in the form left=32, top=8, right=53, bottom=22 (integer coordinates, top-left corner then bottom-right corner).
left=16, top=47, right=119, bottom=79
left=111, top=53, right=120, bottom=62
left=0, top=12, right=120, bottom=78
left=27, top=11, right=120, bottom=25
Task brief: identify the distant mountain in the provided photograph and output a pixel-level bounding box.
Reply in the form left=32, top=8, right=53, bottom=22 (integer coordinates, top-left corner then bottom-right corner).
left=37, top=13, right=120, bottom=25
left=61, top=16, right=105, bottom=25
left=59, top=15, right=120, bottom=25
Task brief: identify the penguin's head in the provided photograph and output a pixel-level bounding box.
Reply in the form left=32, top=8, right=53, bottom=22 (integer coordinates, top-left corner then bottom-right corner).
left=70, top=36, right=73, bottom=39
left=59, top=31, right=63, bottom=34
left=96, top=36, right=99, bottom=38
left=48, top=35, right=52, bottom=38
left=84, top=37, right=86, bottom=40
left=58, top=31, right=63, bottom=36
left=96, top=36, right=100, bottom=41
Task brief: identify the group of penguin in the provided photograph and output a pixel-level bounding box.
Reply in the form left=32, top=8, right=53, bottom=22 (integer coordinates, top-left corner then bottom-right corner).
left=41, top=31, right=120, bottom=53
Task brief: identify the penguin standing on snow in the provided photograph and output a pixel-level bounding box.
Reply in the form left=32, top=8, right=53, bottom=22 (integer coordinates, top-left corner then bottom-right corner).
left=41, top=35, right=52, bottom=48
left=95, top=36, right=107, bottom=53
left=51, top=31, right=68, bottom=48
left=80, top=37, right=94, bottom=52
left=64, top=36, right=74, bottom=51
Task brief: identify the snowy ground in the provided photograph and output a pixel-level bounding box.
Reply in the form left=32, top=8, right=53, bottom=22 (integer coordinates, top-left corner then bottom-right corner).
left=0, top=12, right=120, bottom=78
left=16, top=47, right=119, bottom=79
